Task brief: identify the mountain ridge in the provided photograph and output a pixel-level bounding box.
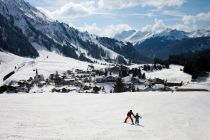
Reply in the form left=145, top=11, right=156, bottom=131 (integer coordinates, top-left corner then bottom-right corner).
left=0, top=0, right=151, bottom=64
left=115, top=28, right=210, bottom=60
left=115, top=28, right=210, bottom=44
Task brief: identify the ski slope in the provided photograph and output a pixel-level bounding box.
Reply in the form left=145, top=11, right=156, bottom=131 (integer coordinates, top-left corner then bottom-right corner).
left=0, top=92, right=210, bottom=140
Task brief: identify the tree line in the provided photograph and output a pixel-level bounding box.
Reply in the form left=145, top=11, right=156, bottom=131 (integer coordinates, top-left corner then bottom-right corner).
left=154, top=49, right=210, bottom=79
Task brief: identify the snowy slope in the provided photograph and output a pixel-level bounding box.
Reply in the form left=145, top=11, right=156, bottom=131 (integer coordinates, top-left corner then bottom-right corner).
left=0, top=0, right=139, bottom=64
left=0, top=51, right=107, bottom=86
left=182, top=74, right=210, bottom=90
left=0, top=52, right=32, bottom=85
left=0, top=92, right=210, bottom=140
left=114, top=30, right=137, bottom=41
left=114, top=30, right=154, bottom=44
left=145, top=65, right=191, bottom=83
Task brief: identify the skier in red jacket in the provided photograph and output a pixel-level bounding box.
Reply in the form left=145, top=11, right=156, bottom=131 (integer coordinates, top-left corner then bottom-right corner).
left=124, top=110, right=135, bottom=124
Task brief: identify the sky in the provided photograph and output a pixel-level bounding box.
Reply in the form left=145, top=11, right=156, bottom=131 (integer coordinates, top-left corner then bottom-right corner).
left=27, top=0, right=210, bottom=37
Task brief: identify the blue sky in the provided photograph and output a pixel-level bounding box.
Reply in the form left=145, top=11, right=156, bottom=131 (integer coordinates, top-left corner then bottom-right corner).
left=27, top=0, right=210, bottom=37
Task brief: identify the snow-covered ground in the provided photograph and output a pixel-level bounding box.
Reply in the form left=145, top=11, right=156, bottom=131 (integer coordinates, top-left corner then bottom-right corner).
left=1, top=51, right=210, bottom=91
left=0, top=51, right=107, bottom=86
left=0, top=92, right=210, bottom=140
left=145, top=65, right=191, bottom=83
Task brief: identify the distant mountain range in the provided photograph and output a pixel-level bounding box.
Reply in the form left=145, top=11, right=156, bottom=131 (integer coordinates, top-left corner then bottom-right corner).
left=115, top=29, right=210, bottom=59
left=115, top=28, right=210, bottom=44
left=0, top=0, right=150, bottom=64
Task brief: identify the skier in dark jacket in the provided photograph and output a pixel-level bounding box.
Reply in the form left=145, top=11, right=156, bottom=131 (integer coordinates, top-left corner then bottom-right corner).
left=134, top=113, right=142, bottom=125
left=124, top=110, right=135, bottom=124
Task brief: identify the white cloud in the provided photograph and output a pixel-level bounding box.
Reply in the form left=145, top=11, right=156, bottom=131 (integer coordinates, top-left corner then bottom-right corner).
left=162, top=10, right=185, bottom=17
left=98, top=0, right=185, bottom=9
left=141, top=19, right=167, bottom=33
left=37, top=1, right=95, bottom=19
left=196, top=12, right=210, bottom=21
left=174, top=12, right=210, bottom=31
left=182, top=15, right=197, bottom=25
left=173, top=24, right=189, bottom=31
left=73, top=23, right=132, bottom=37
left=182, top=12, right=210, bottom=25
left=209, top=26, right=210, bottom=30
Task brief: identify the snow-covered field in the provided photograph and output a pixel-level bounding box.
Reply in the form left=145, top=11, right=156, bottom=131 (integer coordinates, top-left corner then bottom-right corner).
left=0, top=92, right=210, bottom=140
left=145, top=65, right=191, bottom=83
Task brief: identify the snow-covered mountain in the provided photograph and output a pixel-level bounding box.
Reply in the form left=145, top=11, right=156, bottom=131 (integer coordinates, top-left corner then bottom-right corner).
left=189, top=29, right=210, bottom=38
left=114, top=30, right=137, bottom=41
left=115, top=30, right=153, bottom=44
left=115, top=28, right=210, bottom=44
left=114, top=28, right=210, bottom=59
left=0, top=0, right=149, bottom=64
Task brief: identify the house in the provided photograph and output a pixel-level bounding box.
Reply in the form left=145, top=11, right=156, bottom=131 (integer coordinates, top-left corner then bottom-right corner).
left=37, top=81, right=46, bottom=88
left=154, top=78, right=165, bottom=84
left=74, top=81, right=83, bottom=87
left=109, top=65, right=129, bottom=76
left=6, top=86, right=17, bottom=93
left=66, top=70, right=73, bottom=75
left=83, top=77, right=91, bottom=83
left=88, top=65, right=94, bottom=70
left=95, top=76, right=105, bottom=83
left=131, top=77, right=139, bottom=84
left=105, top=76, right=117, bottom=82
left=17, top=87, right=29, bottom=93
left=165, top=82, right=183, bottom=87
left=61, top=78, right=75, bottom=85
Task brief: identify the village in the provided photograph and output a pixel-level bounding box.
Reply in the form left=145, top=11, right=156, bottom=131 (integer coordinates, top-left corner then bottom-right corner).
left=0, top=63, right=190, bottom=94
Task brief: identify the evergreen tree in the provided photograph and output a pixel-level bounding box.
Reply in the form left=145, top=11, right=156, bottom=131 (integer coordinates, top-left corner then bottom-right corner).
left=138, top=68, right=142, bottom=79
left=54, top=71, right=61, bottom=86
left=142, top=73, right=146, bottom=79
left=114, top=78, right=125, bottom=93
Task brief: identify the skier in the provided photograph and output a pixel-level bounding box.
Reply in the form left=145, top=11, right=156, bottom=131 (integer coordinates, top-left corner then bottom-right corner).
left=124, top=110, right=135, bottom=124
left=134, top=113, right=142, bottom=125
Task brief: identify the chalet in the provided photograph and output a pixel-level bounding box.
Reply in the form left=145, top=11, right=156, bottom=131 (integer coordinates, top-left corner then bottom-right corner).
left=165, top=82, right=183, bottom=87
left=109, top=65, right=129, bottom=76
left=74, top=81, right=83, bottom=87
left=95, top=76, right=105, bottom=83
left=18, top=80, right=27, bottom=87
left=105, top=76, right=117, bottom=82
left=37, top=81, right=46, bottom=88
left=131, top=77, right=139, bottom=84
left=61, top=78, right=75, bottom=85
left=66, top=70, right=73, bottom=75
left=52, top=88, right=61, bottom=92
left=92, top=70, right=104, bottom=76
left=6, top=86, right=17, bottom=93
left=52, top=87, right=74, bottom=93
left=17, top=87, right=29, bottom=93
left=154, top=78, right=165, bottom=84
left=88, top=65, right=94, bottom=70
